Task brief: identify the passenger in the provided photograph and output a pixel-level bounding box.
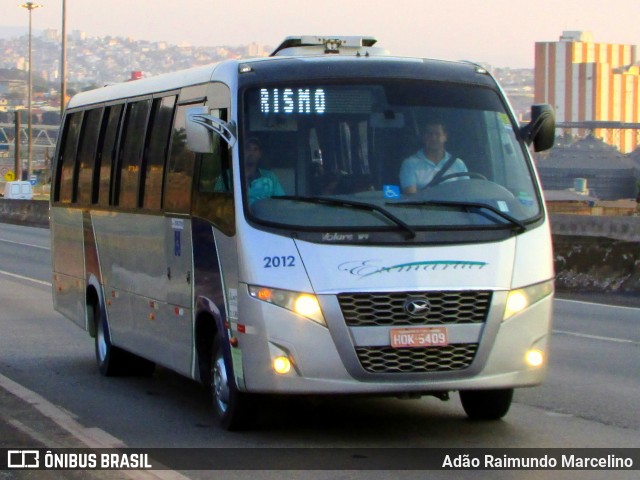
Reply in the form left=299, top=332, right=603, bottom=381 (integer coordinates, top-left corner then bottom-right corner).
left=399, top=120, right=467, bottom=194
left=215, top=137, right=285, bottom=203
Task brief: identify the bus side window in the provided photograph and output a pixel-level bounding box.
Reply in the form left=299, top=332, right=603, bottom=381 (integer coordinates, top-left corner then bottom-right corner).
left=76, top=108, right=104, bottom=205
left=143, top=95, right=176, bottom=210
left=118, top=99, right=151, bottom=209
left=96, top=104, right=123, bottom=207
left=164, top=103, right=199, bottom=214
left=55, top=111, right=83, bottom=204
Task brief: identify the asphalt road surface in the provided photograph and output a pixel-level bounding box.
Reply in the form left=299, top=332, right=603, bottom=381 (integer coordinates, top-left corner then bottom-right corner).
left=0, top=223, right=638, bottom=480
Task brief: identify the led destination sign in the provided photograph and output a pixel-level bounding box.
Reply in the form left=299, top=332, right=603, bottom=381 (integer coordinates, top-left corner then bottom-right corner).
left=260, top=88, right=326, bottom=114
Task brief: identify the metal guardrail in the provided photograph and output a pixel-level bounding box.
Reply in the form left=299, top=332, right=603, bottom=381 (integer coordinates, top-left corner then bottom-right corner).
left=0, top=123, right=59, bottom=148
left=555, top=121, right=640, bottom=129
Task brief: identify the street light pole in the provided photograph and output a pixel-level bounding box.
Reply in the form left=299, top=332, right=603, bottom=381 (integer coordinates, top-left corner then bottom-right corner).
left=61, top=0, right=67, bottom=117
left=19, top=2, right=42, bottom=181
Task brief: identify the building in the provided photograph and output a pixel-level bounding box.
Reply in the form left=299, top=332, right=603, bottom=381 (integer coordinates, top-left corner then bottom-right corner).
left=535, top=31, right=640, bottom=153
left=536, top=134, right=640, bottom=200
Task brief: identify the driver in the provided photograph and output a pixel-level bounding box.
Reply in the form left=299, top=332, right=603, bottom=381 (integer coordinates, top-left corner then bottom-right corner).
left=399, top=120, right=467, bottom=194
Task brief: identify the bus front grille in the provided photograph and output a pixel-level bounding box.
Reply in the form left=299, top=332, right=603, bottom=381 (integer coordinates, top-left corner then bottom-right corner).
left=338, top=291, right=492, bottom=327
left=355, top=344, right=478, bottom=373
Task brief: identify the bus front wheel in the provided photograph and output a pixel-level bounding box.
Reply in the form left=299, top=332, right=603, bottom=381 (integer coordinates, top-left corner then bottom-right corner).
left=210, top=334, right=251, bottom=430
left=459, top=388, right=513, bottom=420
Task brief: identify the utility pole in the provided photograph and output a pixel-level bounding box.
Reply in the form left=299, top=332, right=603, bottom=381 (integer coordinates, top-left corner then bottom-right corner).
left=14, top=111, right=21, bottom=180
left=19, top=2, right=42, bottom=180
left=61, top=0, right=67, bottom=117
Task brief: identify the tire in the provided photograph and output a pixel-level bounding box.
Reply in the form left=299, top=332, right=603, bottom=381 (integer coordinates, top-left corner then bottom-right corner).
left=93, top=304, right=155, bottom=377
left=94, top=303, right=126, bottom=376
left=460, top=388, right=514, bottom=420
left=210, top=333, right=252, bottom=430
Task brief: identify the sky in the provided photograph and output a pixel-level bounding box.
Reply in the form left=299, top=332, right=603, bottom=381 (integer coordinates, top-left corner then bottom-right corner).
left=2, top=0, right=640, bottom=68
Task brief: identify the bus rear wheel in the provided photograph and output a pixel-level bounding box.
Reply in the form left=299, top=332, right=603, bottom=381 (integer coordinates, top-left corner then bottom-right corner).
left=94, top=304, right=155, bottom=377
left=210, top=334, right=252, bottom=430
left=94, top=304, right=126, bottom=376
left=459, top=388, right=513, bottom=420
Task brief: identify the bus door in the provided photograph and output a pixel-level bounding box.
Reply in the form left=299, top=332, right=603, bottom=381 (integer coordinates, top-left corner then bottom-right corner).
left=160, top=101, right=201, bottom=376
left=164, top=214, right=194, bottom=377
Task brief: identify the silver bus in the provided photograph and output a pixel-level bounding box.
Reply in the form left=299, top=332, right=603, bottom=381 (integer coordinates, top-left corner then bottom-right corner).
left=51, top=36, right=555, bottom=430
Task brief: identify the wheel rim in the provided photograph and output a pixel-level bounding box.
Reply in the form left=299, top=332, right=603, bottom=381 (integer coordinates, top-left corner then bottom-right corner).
left=212, top=352, right=231, bottom=414
left=96, top=316, right=108, bottom=362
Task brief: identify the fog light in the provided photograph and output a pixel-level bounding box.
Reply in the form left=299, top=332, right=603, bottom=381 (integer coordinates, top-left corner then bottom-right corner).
left=273, top=356, right=291, bottom=375
left=526, top=349, right=544, bottom=367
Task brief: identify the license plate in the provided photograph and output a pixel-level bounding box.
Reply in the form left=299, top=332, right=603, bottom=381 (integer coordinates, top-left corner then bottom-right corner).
left=390, top=327, right=449, bottom=348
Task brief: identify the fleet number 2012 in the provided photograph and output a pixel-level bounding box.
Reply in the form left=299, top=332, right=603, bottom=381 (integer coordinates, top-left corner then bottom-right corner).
left=263, top=256, right=296, bottom=268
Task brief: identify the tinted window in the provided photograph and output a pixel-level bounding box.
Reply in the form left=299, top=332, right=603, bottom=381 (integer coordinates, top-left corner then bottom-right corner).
left=193, top=108, right=235, bottom=235
left=143, top=96, right=176, bottom=210
left=76, top=108, right=103, bottom=205
left=118, top=100, right=151, bottom=208
left=57, top=112, right=83, bottom=203
left=164, top=103, right=200, bottom=213
left=96, top=104, right=123, bottom=206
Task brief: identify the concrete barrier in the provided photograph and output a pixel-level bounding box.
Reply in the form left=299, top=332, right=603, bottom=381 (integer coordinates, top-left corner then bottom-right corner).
left=0, top=199, right=49, bottom=228
left=0, top=201, right=637, bottom=294
left=550, top=214, right=640, bottom=242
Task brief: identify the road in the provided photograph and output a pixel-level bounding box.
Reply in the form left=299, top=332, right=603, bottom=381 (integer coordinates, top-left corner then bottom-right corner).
left=0, top=222, right=638, bottom=479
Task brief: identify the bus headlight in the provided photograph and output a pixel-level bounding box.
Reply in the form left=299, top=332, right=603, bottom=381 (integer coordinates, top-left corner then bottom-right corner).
left=503, top=280, right=554, bottom=321
left=248, top=286, right=326, bottom=326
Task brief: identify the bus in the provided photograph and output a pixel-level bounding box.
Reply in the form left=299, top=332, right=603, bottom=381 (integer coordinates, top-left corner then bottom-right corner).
left=51, top=36, right=555, bottom=430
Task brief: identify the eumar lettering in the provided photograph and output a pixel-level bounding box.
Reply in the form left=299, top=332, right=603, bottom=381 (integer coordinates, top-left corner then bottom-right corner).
left=339, top=260, right=488, bottom=278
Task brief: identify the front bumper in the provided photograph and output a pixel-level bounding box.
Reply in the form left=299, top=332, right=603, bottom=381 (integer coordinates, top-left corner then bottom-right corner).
left=233, top=287, right=552, bottom=394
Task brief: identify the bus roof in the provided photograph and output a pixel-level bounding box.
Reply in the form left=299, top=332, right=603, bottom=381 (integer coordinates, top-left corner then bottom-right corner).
left=66, top=62, right=222, bottom=109
left=66, top=53, right=493, bottom=110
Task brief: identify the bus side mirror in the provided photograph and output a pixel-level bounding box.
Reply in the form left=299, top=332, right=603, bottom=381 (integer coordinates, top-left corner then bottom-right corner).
left=521, top=104, right=555, bottom=152
left=185, top=106, right=237, bottom=153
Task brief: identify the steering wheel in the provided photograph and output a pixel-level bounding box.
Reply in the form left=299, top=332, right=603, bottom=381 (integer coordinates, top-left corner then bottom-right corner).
left=429, top=171, right=488, bottom=186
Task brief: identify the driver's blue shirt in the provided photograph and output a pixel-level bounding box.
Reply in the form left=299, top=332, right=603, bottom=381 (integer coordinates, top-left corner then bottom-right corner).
left=399, top=150, right=467, bottom=191
left=214, top=168, right=285, bottom=204
left=246, top=169, right=285, bottom=204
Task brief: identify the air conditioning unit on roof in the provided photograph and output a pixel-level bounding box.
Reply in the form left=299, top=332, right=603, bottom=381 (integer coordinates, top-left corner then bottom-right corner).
left=270, top=35, right=389, bottom=57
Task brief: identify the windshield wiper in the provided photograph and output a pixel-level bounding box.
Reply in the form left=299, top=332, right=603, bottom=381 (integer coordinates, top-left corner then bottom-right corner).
left=387, top=200, right=527, bottom=232
left=273, top=195, right=417, bottom=239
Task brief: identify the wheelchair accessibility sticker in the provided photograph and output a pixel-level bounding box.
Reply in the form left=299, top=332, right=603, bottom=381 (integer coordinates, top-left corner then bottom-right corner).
left=383, top=184, right=401, bottom=198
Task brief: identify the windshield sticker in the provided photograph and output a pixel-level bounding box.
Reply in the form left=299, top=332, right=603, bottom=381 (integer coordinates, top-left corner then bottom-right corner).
left=339, top=259, right=488, bottom=278
left=383, top=185, right=401, bottom=199
left=497, top=201, right=509, bottom=212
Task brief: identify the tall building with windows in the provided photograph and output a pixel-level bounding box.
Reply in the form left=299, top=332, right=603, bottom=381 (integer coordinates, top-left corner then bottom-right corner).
left=535, top=31, right=640, bottom=153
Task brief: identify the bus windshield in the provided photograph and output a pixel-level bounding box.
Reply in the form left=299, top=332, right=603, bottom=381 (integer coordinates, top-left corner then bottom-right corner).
left=241, top=80, right=541, bottom=235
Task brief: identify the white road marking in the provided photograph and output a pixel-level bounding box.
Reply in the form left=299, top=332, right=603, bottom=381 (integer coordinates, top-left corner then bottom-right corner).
left=553, top=329, right=638, bottom=345
left=0, top=269, right=51, bottom=286
left=0, top=371, right=191, bottom=480
left=0, top=237, right=50, bottom=250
